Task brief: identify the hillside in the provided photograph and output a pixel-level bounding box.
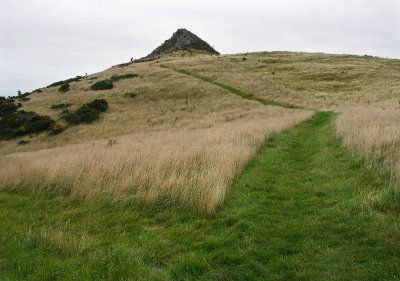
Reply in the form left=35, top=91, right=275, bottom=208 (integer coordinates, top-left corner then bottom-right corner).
left=0, top=29, right=400, bottom=280
left=0, top=50, right=312, bottom=211
left=163, top=51, right=400, bottom=109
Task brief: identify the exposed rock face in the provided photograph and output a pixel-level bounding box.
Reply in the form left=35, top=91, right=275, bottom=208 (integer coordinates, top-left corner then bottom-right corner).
left=148, top=28, right=219, bottom=57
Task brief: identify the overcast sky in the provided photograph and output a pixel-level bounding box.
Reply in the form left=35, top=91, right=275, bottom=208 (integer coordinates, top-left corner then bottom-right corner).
left=1, top=0, right=399, bottom=97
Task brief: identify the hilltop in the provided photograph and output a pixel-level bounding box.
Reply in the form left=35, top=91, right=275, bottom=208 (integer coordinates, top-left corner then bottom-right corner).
left=148, top=28, right=219, bottom=56
left=123, top=28, right=219, bottom=65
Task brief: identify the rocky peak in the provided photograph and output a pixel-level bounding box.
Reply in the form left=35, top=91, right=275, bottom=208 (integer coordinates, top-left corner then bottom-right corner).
left=147, top=28, right=219, bottom=58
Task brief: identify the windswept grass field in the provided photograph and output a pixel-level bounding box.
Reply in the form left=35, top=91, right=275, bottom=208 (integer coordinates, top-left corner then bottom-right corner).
left=336, top=106, right=400, bottom=186
left=1, top=51, right=400, bottom=280
left=0, top=111, right=311, bottom=212
left=1, top=112, right=399, bottom=280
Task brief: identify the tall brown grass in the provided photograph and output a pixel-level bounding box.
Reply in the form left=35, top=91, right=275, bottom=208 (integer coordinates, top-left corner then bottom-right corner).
left=0, top=110, right=312, bottom=212
left=335, top=106, right=400, bottom=183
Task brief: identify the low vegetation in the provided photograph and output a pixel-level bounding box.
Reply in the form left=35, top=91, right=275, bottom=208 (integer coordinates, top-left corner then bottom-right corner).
left=90, top=79, right=113, bottom=90
left=58, top=83, right=70, bottom=93
left=0, top=111, right=54, bottom=140
left=50, top=122, right=66, bottom=135
left=16, top=92, right=31, bottom=101
left=63, top=99, right=108, bottom=125
left=0, top=97, right=55, bottom=140
left=124, top=92, right=137, bottom=98
left=0, top=97, right=17, bottom=116
left=47, top=76, right=83, bottom=88
left=111, top=73, right=138, bottom=81
left=50, top=102, right=72, bottom=109
left=17, top=140, right=30, bottom=145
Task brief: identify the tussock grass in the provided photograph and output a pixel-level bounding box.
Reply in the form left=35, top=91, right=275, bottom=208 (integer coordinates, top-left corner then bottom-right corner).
left=0, top=111, right=311, bottom=212
left=28, top=224, right=97, bottom=256
left=335, top=106, right=400, bottom=210
left=336, top=106, right=400, bottom=181
left=335, top=106, right=400, bottom=211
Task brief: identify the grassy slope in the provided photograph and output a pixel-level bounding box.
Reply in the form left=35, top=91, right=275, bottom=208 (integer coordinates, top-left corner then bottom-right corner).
left=163, top=52, right=400, bottom=109
left=162, top=66, right=299, bottom=108
left=1, top=112, right=399, bottom=280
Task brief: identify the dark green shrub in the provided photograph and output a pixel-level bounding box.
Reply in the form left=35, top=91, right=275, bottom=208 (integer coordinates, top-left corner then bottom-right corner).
left=59, top=83, right=70, bottom=93
left=91, top=80, right=113, bottom=91
left=86, top=99, right=108, bottom=112
left=26, top=115, right=53, bottom=133
left=0, top=110, right=54, bottom=140
left=111, top=73, right=138, bottom=82
left=0, top=97, right=17, bottom=117
left=0, top=98, right=58, bottom=140
left=50, top=103, right=72, bottom=109
left=47, top=76, right=83, bottom=88
left=16, top=92, right=31, bottom=101
left=65, top=107, right=99, bottom=124
left=63, top=99, right=108, bottom=125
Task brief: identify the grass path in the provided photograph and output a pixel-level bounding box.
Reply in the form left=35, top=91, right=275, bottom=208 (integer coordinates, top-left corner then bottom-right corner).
left=1, top=112, right=399, bottom=280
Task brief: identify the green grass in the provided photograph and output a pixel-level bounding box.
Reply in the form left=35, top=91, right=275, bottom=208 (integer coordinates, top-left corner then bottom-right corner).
left=1, top=112, right=399, bottom=280
left=161, top=66, right=301, bottom=109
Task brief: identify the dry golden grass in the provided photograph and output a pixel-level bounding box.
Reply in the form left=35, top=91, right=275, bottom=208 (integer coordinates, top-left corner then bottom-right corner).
left=163, top=52, right=400, bottom=110
left=0, top=109, right=312, bottom=212
left=336, top=105, right=400, bottom=184
left=0, top=56, right=312, bottom=212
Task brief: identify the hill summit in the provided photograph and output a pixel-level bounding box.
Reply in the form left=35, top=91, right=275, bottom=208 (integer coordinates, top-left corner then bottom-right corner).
left=135, top=29, right=219, bottom=63
left=150, top=28, right=219, bottom=56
